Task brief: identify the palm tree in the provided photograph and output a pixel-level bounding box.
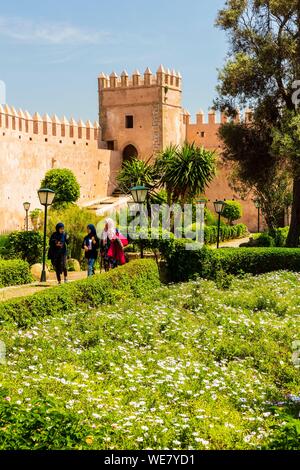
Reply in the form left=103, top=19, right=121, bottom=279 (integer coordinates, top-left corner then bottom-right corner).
left=116, top=157, right=158, bottom=194
left=156, top=142, right=216, bottom=206
left=154, top=145, right=178, bottom=205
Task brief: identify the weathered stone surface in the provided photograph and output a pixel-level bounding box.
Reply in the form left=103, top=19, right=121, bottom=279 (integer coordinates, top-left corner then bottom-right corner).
left=31, top=264, right=49, bottom=281
left=67, top=259, right=81, bottom=272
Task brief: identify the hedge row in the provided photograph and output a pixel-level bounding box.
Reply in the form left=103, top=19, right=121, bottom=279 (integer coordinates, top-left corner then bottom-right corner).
left=124, top=224, right=248, bottom=256
left=0, top=260, right=33, bottom=287
left=0, top=259, right=160, bottom=327
left=204, top=224, right=248, bottom=245
left=163, top=240, right=300, bottom=282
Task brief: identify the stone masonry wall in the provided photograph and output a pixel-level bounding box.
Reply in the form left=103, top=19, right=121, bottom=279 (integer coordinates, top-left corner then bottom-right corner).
left=0, top=105, right=122, bottom=232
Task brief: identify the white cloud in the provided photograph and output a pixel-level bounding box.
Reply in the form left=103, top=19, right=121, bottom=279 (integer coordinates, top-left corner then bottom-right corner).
left=0, top=16, right=110, bottom=45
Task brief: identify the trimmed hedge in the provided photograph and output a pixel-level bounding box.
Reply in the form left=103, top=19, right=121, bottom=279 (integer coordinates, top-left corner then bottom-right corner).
left=163, top=240, right=300, bottom=282
left=0, top=231, right=43, bottom=265
left=204, top=224, right=248, bottom=244
left=213, top=248, right=300, bottom=275
left=0, top=259, right=160, bottom=327
left=0, top=260, right=33, bottom=287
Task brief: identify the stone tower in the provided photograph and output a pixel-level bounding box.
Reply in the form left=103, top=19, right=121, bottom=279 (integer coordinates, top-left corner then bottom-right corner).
left=98, top=65, right=186, bottom=161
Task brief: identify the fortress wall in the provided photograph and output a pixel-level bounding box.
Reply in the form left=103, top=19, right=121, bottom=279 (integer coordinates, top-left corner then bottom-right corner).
left=0, top=106, right=122, bottom=232
left=186, top=110, right=259, bottom=232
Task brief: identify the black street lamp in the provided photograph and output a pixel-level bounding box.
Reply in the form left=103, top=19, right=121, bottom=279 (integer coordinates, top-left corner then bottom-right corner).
left=38, top=188, right=55, bottom=282
left=23, top=201, right=31, bottom=231
left=254, top=199, right=261, bottom=233
left=214, top=200, right=225, bottom=249
left=129, top=185, right=149, bottom=259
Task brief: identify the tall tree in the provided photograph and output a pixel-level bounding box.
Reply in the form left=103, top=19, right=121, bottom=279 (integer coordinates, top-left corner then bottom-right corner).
left=219, top=120, right=292, bottom=229
left=215, top=0, right=300, bottom=245
left=116, top=157, right=158, bottom=194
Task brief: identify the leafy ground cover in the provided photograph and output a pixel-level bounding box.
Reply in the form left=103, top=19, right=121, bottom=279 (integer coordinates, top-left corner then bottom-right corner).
left=0, top=271, right=299, bottom=449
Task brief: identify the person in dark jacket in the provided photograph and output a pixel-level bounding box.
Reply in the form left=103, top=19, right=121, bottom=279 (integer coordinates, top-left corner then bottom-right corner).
left=48, top=222, right=69, bottom=284
left=82, top=224, right=99, bottom=277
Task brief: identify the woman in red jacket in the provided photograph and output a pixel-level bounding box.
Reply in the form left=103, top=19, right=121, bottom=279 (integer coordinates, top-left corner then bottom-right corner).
left=100, top=218, right=128, bottom=271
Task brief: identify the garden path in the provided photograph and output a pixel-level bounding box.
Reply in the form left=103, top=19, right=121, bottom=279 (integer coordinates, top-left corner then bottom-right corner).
left=0, top=271, right=87, bottom=302
left=210, top=236, right=250, bottom=249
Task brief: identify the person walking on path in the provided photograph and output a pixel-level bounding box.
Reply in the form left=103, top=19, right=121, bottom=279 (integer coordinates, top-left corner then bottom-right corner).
left=100, top=218, right=128, bottom=271
left=82, top=224, right=100, bottom=277
left=48, top=222, right=69, bottom=285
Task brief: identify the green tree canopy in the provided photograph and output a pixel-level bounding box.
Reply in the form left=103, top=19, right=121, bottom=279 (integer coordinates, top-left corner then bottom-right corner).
left=155, top=143, right=216, bottom=206
left=215, top=0, right=300, bottom=245
left=41, top=169, right=80, bottom=209
left=222, top=200, right=243, bottom=225
left=116, top=157, right=159, bottom=194
left=219, top=121, right=292, bottom=228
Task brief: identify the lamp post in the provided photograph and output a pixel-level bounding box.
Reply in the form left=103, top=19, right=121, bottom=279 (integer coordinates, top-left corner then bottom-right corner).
left=23, top=202, right=31, bottom=231
left=38, top=188, right=55, bottom=282
left=254, top=199, right=261, bottom=233
left=213, top=200, right=225, bottom=249
left=129, top=185, right=149, bottom=259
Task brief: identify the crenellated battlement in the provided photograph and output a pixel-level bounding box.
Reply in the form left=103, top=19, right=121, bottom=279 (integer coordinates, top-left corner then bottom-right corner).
left=185, top=108, right=254, bottom=152
left=186, top=108, right=254, bottom=126
left=0, top=104, right=101, bottom=145
left=98, top=65, right=182, bottom=91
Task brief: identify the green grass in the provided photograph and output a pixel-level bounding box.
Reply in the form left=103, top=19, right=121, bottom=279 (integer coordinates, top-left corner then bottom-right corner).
left=0, top=271, right=299, bottom=450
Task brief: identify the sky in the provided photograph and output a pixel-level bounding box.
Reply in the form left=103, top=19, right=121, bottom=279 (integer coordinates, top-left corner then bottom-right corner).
left=0, top=0, right=228, bottom=123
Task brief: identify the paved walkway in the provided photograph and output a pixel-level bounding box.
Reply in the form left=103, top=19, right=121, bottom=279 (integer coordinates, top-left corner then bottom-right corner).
left=213, top=236, right=250, bottom=249
left=0, top=271, right=88, bottom=302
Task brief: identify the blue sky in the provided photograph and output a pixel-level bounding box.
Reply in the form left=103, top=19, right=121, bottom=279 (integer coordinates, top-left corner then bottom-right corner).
left=0, top=0, right=228, bottom=122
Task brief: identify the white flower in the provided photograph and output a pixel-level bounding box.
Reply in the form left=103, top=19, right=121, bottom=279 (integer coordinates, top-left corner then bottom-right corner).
left=173, top=440, right=181, bottom=446
left=195, top=438, right=209, bottom=446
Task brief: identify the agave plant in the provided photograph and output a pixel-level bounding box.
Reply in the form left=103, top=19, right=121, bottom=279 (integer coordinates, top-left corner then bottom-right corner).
left=156, top=142, right=216, bottom=205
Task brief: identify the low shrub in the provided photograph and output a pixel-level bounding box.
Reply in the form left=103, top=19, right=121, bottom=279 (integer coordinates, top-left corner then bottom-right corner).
left=244, top=227, right=289, bottom=248
left=163, top=242, right=300, bottom=281
left=255, top=232, right=275, bottom=247
left=161, top=239, right=212, bottom=282
left=213, top=248, right=300, bottom=275
left=0, top=259, right=160, bottom=327
left=0, top=259, right=33, bottom=287
left=204, top=223, right=248, bottom=245
left=0, top=235, right=9, bottom=256
left=270, top=227, right=289, bottom=247
left=0, top=232, right=43, bottom=265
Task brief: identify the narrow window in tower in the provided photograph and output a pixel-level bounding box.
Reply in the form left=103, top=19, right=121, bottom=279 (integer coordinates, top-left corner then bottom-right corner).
left=201, top=131, right=205, bottom=138
left=107, top=141, right=115, bottom=150
left=125, top=115, right=134, bottom=128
